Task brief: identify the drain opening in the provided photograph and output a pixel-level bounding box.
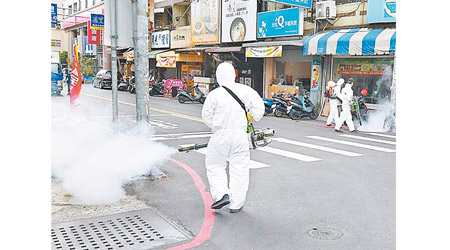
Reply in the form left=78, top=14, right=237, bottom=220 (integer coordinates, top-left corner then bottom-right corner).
left=307, top=227, right=343, bottom=240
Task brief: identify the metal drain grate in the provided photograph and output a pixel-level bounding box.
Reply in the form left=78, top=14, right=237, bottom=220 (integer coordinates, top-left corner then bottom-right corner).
left=51, top=209, right=189, bottom=250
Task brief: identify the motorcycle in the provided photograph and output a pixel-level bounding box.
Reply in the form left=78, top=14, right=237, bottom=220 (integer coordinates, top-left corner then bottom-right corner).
left=177, top=85, right=206, bottom=104
left=273, top=95, right=291, bottom=117
left=127, top=76, right=136, bottom=93
left=149, top=82, right=164, bottom=96
left=263, top=98, right=277, bottom=116
left=351, top=96, right=369, bottom=125
left=288, top=92, right=319, bottom=120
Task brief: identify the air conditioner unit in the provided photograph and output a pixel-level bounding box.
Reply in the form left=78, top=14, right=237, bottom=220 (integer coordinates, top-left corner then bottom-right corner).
left=316, top=1, right=336, bottom=20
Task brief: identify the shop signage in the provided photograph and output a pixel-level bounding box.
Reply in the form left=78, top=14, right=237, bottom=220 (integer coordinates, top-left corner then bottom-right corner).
left=245, top=46, right=283, bottom=58
left=191, top=0, right=221, bottom=45
left=156, top=51, right=177, bottom=68
left=367, top=0, right=396, bottom=23
left=221, top=0, right=257, bottom=43
left=171, top=28, right=192, bottom=49
left=266, top=0, right=312, bottom=8
left=87, top=21, right=101, bottom=45
left=51, top=4, right=57, bottom=25
left=151, top=30, right=170, bottom=49
left=257, top=8, right=304, bottom=38
left=90, top=14, right=105, bottom=30
left=83, top=36, right=96, bottom=56
left=334, top=58, right=394, bottom=76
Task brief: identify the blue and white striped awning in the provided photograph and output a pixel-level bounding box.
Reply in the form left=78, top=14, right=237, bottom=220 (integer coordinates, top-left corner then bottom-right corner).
left=303, top=28, right=396, bottom=56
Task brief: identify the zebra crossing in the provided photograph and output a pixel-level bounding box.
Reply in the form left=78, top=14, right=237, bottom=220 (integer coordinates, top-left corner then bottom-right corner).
left=174, top=132, right=396, bottom=169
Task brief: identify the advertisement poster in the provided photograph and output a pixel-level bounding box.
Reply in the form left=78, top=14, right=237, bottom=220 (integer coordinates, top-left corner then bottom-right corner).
left=191, top=0, right=220, bottom=45
left=268, top=0, right=312, bottom=8
left=311, top=60, right=321, bottom=92
left=221, top=0, right=257, bottom=43
left=334, top=58, right=394, bottom=76
left=151, top=30, right=170, bottom=48
left=245, top=46, right=282, bottom=58
left=367, top=0, right=396, bottom=23
left=257, top=8, right=304, bottom=38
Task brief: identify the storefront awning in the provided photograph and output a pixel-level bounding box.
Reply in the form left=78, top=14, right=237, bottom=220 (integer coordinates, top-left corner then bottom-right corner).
left=242, top=40, right=303, bottom=47
left=205, top=47, right=243, bottom=53
left=149, top=49, right=170, bottom=59
left=175, top=47, right=214, bottom=52
left=303, top=28, right=396, bottom=56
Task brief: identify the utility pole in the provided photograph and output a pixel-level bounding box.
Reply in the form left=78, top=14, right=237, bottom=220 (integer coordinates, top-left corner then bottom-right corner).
left=110, top=0, right=119, bottom=123
left=131, top=0, right=149, bottom=123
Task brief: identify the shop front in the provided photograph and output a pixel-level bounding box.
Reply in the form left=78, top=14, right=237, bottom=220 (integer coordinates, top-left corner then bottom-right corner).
left=303, top=28, right=397, bottom=109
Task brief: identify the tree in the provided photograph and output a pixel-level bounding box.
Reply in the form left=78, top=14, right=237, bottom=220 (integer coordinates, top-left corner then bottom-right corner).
left=59, top=51, right=68, bottom=67
left=81, top=56, right=95, bottom=76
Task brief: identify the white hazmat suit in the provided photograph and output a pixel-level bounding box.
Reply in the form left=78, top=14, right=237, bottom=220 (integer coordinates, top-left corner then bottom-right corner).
left=325, top=80, right=338, bottom=126
left=202, top=62, right=264, bottom=210
left=334, top=82, right=356, bottom=132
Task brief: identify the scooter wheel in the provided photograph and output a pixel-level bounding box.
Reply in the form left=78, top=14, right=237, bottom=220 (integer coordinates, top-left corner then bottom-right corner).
left=178, top=96, right=187, bottom=103
left=289, top=111, right=300, bottom=120
left=309, top=110, right=319, bottom=120
left=274, top=109, right=283, bottom=117
left=199, top=97, right=206, bottom=104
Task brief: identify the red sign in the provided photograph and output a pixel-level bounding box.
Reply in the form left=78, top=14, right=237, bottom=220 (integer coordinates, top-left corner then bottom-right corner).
left=87, top=21, right=101, bottom=45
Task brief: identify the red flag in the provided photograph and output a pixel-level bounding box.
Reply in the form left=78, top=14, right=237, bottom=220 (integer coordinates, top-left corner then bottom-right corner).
left=70, top=41, right=83, bottom=110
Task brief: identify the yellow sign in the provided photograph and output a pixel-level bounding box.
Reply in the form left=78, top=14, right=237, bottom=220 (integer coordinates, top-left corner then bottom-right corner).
left=191, top=0, right=220, bottom=45
left=246, top=46, right=282, bottom=58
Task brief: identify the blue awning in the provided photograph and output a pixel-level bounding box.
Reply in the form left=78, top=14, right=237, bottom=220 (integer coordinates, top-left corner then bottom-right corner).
left=303, top=28, right=396, bottom=56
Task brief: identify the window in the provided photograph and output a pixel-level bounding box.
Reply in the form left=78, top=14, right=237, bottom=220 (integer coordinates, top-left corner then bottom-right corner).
left=68, top=5, right=72, bottom=15
left=86, top=0, right=88, bottom=9
left=51, top=39, right=62, bottom=47
left=93, top=0, right=96, bottom=5
left=78, top=0, right=81, bottom=10
left=73, top=3, right=77, bottom=12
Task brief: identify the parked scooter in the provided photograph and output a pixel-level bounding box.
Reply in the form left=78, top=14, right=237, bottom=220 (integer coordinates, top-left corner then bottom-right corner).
left=127, top=76, right=136, bottom=93
left=177, top=85, right=206, bottom=104
left=288, top=91, right=319, bottom=120
left=273, top=94, right=291, bottom=117
left=149, top=82, right=164, bottom=96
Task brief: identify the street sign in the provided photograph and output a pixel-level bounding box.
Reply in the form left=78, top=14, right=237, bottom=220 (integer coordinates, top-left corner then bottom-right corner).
left=51, top=3, right=57, bottom=25
left=265, top=0, right=312, bottom=8
left=90, top=14, right=105, bottom=30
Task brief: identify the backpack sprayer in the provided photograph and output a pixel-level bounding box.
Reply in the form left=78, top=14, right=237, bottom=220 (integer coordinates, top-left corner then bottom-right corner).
left=178, top=86, right=276, bottom=153
left=178, top=127, right=275, bottom=153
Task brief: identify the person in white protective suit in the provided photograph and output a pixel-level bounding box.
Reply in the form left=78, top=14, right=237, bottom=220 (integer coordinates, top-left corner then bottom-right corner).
left=325, top=80, right=337, bottom=128
left=201, top=62, right=265, bottom=213
left=328, top=78, right=345, bottom=128
left=334, top=78, right=356, bottom=133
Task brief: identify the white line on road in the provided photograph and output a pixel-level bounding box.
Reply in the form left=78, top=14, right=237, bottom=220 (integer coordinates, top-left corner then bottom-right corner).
left=365, top=133, right=396, bottom=139
left=340, top=134, right=396, bottom=145
left=150, top=133, right=212, bottom=141
left=178, top=145, right=270, bottom=169
left=272, top=137, right=362, bottom=157
left=306, top=136, right=396, bottom=153
left=257, top=146, right=322, bottom=162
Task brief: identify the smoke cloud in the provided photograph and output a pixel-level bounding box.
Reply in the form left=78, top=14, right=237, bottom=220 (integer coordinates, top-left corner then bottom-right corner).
left=357, top=65, right=396, bottom=133
left=52, top=109, right=176, bottom=205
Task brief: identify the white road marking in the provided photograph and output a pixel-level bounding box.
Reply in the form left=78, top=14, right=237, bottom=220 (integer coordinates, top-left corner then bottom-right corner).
left=273, top=137, right=362, bottom=157
left=366, top=133, right=396, bottom=139
left=150, top=134, right=212, bottom=141
left=340, top=134, right=396, bottom=145
left=307, top=136, right=396, bottom=153
left=178, top=145, right=270, bottom=169
left=257, top=146, right=322, bottom=162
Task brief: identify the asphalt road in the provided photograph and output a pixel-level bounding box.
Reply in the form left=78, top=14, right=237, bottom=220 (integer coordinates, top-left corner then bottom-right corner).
left=52, top=84, right=395, bottom=250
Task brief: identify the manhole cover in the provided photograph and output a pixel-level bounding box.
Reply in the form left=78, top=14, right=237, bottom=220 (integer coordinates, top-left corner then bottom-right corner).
left=51, top=209, right=189, bottom=250
left=307, top=227, right=343, bottom=240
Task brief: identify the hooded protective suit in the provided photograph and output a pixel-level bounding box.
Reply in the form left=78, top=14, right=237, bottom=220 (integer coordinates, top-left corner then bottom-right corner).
left=334, top=81, right=356, bottom=131
left=325, top=81, right=338, bottom=126
left=202, top=62, right=264, bottom=209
